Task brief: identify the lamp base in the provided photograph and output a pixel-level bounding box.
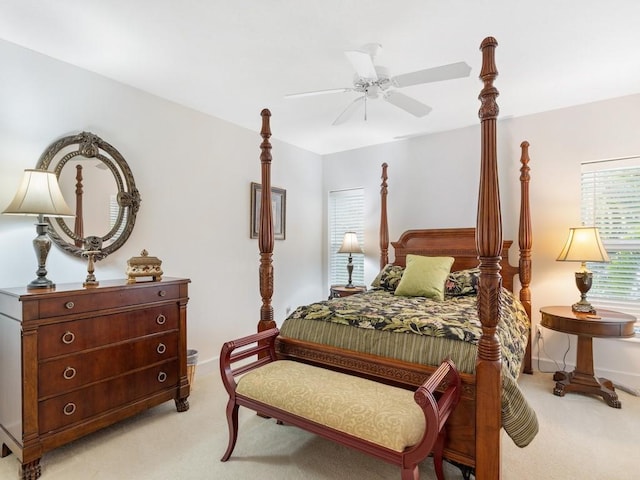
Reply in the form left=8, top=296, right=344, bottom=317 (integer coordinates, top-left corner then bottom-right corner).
left=572, top=301, right=596, bottom=314
left=345, top=254, right=354, bottom=289
left=28, top=221, right=55, bottom=290
left=28, top=277, right=55, bottom=290
left=572, top=270, right=596, bottom=314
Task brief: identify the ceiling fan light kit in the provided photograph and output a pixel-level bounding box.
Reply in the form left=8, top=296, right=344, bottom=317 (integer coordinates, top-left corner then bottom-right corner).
left=285, top=44, right=471, bottom=124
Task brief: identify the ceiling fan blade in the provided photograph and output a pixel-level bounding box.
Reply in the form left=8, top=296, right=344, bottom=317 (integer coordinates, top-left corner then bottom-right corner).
left=332, top=96, right=365, bottom=125
left=391, top=61, right=472, bottom=88
left=285, top=87, right=353, bottom=98
left=344, top=50, right=378, bottom=80
left=383, top=91, right=432, bottom=117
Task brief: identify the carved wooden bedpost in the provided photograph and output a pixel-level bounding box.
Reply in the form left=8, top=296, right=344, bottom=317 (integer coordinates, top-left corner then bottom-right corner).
left=476, top=36, right=502, bottom=480
left=379, top=163, right=389, bottom=269
left=258, top=109, right=276, bottom=333
left=518, top=141, right=533, bottom=374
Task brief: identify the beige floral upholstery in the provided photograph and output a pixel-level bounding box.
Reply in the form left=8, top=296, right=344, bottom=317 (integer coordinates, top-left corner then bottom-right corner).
left=236, top=360, right=425, bottom=452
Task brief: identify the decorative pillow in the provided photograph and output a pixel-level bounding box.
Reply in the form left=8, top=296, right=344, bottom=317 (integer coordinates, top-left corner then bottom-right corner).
left=445, top=268, right=480, bottom=297
left=394, top=255, right=455, bottom=300
left=371, top=264, right=391, bottom=288
left=371, top=264, right=405, bottom=292
left=379, top=265, right=405, bottom=292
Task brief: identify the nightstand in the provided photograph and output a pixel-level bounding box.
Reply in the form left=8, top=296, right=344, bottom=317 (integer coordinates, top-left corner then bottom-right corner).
left=329, top=285, right=366, bottom=299
left=539, top=305, right=636, bottom=408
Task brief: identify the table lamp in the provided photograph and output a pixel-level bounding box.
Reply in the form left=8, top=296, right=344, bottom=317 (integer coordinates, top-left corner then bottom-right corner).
left=337, top=231, right=363, bottom=288
left=556, top=226, right=610, bottom=314
left=3, top=169, right=74, bottom=289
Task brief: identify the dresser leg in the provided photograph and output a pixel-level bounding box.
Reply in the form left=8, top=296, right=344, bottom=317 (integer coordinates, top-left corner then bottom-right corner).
left=20, top=458, right=41, bottom=480
left=175, top=396, right=190, bottom=412
left=1, top=443, right=11, bottom=458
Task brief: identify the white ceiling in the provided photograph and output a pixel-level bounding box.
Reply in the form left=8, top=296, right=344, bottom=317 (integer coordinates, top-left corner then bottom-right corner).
left=1, top=1, right=640, bottom=155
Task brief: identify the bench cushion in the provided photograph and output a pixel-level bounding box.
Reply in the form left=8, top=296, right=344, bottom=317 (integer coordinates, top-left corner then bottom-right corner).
left=236, top=360, right=425, bottom=452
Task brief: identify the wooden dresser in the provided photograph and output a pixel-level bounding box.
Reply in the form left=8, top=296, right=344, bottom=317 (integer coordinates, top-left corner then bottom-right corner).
left=0, top=277, right=190, bottom=480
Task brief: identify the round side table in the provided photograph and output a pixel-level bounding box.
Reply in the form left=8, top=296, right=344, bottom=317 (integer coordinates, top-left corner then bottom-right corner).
left=539, top=306, right=636, bottom=408
left=329, top=285, right=366, bottom=299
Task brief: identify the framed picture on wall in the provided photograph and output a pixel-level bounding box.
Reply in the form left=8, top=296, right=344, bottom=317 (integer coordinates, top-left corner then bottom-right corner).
left=250, top=182, right=286, bottom=240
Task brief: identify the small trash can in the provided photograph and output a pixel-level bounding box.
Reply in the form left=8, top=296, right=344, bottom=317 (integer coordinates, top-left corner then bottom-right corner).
left=187, top=349, right=198, bottom=388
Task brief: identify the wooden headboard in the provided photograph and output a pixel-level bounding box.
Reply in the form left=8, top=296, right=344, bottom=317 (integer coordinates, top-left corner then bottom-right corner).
left=391, top=228, right=519, bottom=292
left=380, top=138, right=532, bottom=311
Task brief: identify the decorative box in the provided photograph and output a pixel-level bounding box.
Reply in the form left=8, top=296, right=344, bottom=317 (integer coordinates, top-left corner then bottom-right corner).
left=126, top=249, right=163, bottom=283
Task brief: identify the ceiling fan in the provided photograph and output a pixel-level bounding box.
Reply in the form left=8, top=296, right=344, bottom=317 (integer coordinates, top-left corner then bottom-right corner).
left=285, top=43, right=472, bottom=125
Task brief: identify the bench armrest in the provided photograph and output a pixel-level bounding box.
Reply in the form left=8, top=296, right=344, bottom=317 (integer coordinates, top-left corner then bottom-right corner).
left=417, top=358, right=462, bottom=432
left=406, top=358, right=462, bottom=463
left=219, top=328, right=279, bottom=396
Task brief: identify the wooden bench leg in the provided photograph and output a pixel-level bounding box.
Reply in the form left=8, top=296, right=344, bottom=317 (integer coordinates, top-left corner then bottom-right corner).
left=401, top=464, right=420, bottom=480
left=221, top=399, right=239, bottom=462
left=432, top=430, right=446, bottom=480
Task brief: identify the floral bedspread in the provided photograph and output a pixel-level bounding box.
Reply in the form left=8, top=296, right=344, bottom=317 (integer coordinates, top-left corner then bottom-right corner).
left=282, top=288, right=539, bottom=447
left=286, top=288, right=530, bottom=380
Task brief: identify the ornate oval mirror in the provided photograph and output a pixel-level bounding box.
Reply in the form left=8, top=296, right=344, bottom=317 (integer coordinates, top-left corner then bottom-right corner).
left=36, top=131, right=141, bottom=260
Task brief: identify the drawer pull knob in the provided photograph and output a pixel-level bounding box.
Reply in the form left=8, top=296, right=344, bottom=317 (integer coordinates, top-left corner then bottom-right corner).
left=63, top=367, right=77, bottom=380
left=157, top=371, right=167, bottom=383
left=156, top=314, right=166, bottom=325
left=63, top=403, right=77, bottom=416
left=65, top=301, right=75, bottom=309
left=61, top=331, right=76, bottom=344
left=156, top=343, right=166, bottom=354
left=158, top=290, right=167, bottom=297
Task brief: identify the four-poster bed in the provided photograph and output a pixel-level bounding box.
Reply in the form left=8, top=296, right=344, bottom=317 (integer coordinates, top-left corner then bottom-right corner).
left=255, top=37, right=536, bottom=480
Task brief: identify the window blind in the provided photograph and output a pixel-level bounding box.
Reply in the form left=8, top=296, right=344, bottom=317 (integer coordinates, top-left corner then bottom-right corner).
left=581, top=157, right=640, bottom=327
left=328, top=188, right=364, bottom=287
left=110, top=194, right=126, bottom=238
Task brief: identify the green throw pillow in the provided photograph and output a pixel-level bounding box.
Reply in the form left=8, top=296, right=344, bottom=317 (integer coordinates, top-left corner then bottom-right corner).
left=394, top=255, right=455, bottom=300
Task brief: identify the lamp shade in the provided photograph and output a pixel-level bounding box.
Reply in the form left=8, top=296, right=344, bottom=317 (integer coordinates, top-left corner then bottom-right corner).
left=556, top=226, right=610, bottom=263
left=337, top=232, right=363, bottom=254
left=3, top=169, right=74, bottom=217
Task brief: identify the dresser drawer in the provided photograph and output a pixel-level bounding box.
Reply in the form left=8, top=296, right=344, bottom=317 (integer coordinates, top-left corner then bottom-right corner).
left=38, top=304, right=178, bottom=359
left=39, top=331, right=178, bottom=398
left=36, top=283, right=180, bottom=318
left=39, top=360, right=178, bottom=434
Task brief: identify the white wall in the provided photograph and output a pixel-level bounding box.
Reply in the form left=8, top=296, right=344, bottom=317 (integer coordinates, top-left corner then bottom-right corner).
left=323, top=94, right=640, bottom=390
left=0, top=39, right=325, bottom=375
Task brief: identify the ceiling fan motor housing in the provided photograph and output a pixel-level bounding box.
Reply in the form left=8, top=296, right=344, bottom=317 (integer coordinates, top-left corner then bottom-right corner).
left=353, top=65, right=391, bottom=96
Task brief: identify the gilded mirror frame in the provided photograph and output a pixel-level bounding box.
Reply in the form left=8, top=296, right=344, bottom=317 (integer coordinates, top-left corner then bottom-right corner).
left=36, top=131, right=141, bottom=260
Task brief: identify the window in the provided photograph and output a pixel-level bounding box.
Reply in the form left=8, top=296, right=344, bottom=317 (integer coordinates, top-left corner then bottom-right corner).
left=581, top=157, right=640, bottom=328
left=328, top=188, right=364, bottom=287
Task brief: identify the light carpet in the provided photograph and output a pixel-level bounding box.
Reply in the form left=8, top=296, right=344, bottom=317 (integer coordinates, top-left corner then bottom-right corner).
left=0, top=370, right=637, bottom=479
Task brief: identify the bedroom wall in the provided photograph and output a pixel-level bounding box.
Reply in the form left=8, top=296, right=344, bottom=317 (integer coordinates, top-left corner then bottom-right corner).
left=0, top=39, right=325, bottom=376
left=322, top=93, right=640, bottom=391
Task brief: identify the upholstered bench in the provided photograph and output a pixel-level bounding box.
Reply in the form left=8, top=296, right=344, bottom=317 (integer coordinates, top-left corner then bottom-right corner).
left=219, top=328, right=461, bottom=480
